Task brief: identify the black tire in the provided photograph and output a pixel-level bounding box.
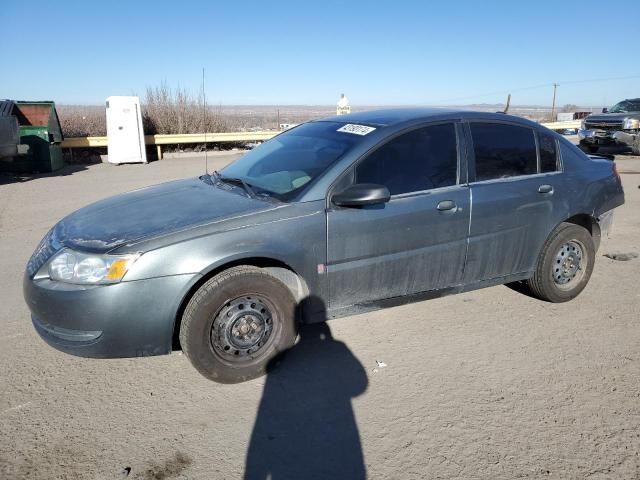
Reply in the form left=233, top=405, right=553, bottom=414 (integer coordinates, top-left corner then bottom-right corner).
left=179, top=266, right=298, bottom=383
left=526, top=222, right=595, bottom=303
left=632, top=137, right=640, bottom=156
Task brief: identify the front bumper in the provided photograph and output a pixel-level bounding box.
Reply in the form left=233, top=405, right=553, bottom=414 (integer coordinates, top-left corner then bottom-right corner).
left=578, top=129, right=618, bottom=145
left=612, top=131, right=638, bottom=148
left=579, top=128, right=638, bottom=146
left=24, top=273, right=200, bottom=358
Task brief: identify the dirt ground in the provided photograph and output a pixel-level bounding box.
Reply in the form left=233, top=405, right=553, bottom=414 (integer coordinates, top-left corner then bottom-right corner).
left=1, top=150, right=639, bottom=480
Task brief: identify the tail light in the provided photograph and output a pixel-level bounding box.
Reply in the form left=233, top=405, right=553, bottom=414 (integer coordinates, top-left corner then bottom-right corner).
left=612, top=162, right=621, bottom=182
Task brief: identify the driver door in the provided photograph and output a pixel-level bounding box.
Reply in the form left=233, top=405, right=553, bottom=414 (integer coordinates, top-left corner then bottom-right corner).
left=326, top=122, right=470, bottom=310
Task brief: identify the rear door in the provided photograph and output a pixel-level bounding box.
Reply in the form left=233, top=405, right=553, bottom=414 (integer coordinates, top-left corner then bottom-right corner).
left=463, top=122, right=563, bottom=282
left=326, top=122, right=471, bottom=310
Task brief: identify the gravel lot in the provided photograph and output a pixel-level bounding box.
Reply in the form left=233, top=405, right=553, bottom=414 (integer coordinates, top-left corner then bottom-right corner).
left=1, top=150, right=639, bottom=479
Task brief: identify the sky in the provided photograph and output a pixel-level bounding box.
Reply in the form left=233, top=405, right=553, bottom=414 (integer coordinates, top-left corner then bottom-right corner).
left=2, top=0, right=640, bottom=107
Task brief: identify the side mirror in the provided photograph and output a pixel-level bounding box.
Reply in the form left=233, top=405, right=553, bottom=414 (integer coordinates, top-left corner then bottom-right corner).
left=602, top=107, right=608, bottom=113
left=332, top=183, right=390, bottom=207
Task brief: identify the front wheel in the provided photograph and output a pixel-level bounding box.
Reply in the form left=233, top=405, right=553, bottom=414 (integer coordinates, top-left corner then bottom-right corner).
left=526, top=222, right=595, bottom=303
left=179, top=266, right=298, bottom=383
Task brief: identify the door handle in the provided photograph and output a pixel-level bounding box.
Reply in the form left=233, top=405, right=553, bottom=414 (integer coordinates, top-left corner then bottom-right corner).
left=437, top=200, right=457, bottom=212
left=538, top=184, right=554, bottom=194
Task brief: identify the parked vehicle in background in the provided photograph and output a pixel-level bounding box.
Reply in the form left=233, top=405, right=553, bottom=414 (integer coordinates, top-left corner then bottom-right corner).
left=579, top=98, right=640, bottom=154
left=24, top=109, right=625, bottom=383
left=556, top=111, right=592, bottom=122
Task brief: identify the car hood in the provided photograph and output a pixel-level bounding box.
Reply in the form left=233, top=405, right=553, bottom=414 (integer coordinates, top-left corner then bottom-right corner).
left=52, top=177, right=277, bottom=252
left=585, top=113, right=637, bottom=122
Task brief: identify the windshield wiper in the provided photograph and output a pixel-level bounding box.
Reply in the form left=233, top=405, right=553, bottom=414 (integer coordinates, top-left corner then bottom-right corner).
left=216, top=174, right=256, bottom=198
left=210, top=171, right=281, bottom=202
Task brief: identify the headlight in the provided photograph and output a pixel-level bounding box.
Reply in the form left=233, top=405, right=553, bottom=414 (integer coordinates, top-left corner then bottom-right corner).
left=623, top=118, right=640, bottom=130
left=46, top=249, right=139, bottom=284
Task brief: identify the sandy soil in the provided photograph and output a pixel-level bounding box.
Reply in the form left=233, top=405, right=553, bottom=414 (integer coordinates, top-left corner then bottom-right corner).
left=1, top=152, right=639, bottom=480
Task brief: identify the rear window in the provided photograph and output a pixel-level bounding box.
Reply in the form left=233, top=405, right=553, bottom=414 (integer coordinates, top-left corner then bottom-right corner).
left=538, top=131, right=558, bottom=172
left=470, top=123, right=537, bottom=181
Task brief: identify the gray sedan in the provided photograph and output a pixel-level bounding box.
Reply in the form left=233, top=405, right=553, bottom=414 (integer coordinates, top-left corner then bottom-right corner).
left=24, top=109, right=625, bottom=383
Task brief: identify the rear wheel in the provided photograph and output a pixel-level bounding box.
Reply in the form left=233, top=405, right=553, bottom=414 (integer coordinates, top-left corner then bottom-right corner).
left=632, top=136, right=640, bottom=156
left=179, top=266, right=298, bottom=383
left=526, top=222, right=595, bottom=303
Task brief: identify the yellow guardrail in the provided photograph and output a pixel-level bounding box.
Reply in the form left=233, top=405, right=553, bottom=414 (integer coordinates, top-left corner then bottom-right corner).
left=61, top=121, right=582, bottom=159
left=61, top=131, right=278, bottom=148
left=61, top=131, right=279, bottom=159
left=150, top=131, right=278, bottom=145
left=541, top=120, right=581, bottom=130
left=61, top=136, right=109, bottom=148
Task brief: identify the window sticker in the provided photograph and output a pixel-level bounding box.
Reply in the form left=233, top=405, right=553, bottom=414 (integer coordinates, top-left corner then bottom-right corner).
left=336, top=124, right=376, bottom=136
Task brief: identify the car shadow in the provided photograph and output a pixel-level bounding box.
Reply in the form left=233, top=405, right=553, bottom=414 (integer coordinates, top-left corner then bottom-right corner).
left=578, top=144, right=634, bottom=157
left=504, top=280, right=540, bottom=300
left=244, top=298, right=368, bottom=480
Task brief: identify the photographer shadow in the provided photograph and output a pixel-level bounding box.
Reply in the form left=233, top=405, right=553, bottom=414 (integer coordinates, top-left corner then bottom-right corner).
left=244, top=297, right=368, bottom=480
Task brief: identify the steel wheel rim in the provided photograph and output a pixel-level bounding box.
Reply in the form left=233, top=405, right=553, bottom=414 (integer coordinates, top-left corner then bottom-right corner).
left=210, top=295, right=275, bottom=361
left=552, top=240, right=586, bottom=289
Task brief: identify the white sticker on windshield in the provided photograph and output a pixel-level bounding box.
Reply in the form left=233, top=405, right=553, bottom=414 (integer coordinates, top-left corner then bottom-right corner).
left=337, top=124, right=376, bottom=135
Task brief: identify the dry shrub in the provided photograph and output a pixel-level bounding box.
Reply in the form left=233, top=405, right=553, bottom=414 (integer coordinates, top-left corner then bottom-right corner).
left=142, top=83, right=226, bottom=135
left=57, top=105, right=106, bottom=137
left=57, top=84, right=228, bottom=138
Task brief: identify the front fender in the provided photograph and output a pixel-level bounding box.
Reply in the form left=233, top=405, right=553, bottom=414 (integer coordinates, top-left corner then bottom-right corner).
left=122, top=206, right=326, bottom=297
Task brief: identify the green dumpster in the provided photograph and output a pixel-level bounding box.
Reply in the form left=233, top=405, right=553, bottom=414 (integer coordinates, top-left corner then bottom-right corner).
left=0, top=101, right=64, bottom=173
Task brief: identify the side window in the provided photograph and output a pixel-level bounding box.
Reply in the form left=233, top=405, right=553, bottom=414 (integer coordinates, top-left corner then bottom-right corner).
left=356, top=123, right=457, bottom=195
left=539, top=131, right=558, bottom=172
left=470, top=123, right=537, bottom=181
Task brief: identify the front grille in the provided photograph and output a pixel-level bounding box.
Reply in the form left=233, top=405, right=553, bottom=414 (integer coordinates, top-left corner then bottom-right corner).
left=26, top=230, right=59, bottom=277
left=585, top=121, right=624, bottom=132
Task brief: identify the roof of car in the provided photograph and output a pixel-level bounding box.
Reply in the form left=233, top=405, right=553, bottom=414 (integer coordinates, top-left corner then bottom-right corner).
left=318, top=107, right=537, bottom=128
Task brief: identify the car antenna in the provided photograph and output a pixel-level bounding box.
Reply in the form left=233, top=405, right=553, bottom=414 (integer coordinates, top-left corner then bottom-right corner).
left=202, top=67, right=209, bottom=175
left=498, top=93, right=511, bottom=114
left=503, top=93, right=511, bottom=113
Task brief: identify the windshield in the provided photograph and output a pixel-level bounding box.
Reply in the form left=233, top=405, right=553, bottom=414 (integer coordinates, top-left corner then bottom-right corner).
left=219, top=121, right=367, bottom=201
left=609, top=99, right=640, bottom=114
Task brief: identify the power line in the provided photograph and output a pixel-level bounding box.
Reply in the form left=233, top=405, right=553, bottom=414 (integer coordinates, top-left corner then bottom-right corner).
left=435, top=74, right=640, bottom=105
left=437, top=83, right=550, bottom=104
left=558, top=74, right=640, bottom=86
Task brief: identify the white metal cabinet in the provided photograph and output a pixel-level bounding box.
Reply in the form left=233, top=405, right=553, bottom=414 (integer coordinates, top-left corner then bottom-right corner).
left=106, top=96, right=147, bottom=164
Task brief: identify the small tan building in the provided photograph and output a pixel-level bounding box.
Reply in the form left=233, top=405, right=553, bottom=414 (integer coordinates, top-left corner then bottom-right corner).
left=336, top=94, right=351, bottom=115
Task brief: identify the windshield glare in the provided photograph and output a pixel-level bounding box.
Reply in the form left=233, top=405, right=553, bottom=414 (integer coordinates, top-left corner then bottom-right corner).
left=609, top=100, right=640, bottom=114
left=219, top=122, right=366, bottom=201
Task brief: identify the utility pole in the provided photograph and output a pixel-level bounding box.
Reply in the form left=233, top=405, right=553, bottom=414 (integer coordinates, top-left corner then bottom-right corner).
left=551, top=83, right=559, bottom=121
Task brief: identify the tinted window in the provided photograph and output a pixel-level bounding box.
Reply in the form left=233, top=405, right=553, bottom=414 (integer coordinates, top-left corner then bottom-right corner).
left=356, top=123, right=457, bottom=195
left=471, top=123, right=537, bottom=181
left=539, top=131, right=558, bottom=172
